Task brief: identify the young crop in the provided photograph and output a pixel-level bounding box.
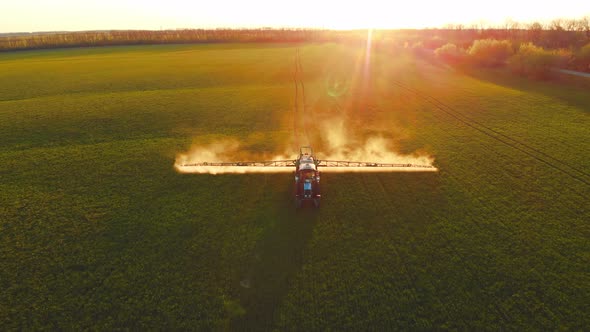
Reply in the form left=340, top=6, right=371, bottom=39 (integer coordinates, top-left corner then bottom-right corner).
left=0, top=43, right=588, bottom=330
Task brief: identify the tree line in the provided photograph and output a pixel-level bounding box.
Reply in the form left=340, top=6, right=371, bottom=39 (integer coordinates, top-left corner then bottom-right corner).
left=1, top=17, right=589, bottom=76
left=0, top=29, right=363, bottom=51
left=381, top=17, right=590, bottom=77
left=437, top=17, right=590, bottom=49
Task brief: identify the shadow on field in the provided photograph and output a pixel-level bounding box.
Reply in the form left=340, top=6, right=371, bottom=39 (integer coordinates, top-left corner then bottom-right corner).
left=231, top=198, right=318, bottom=330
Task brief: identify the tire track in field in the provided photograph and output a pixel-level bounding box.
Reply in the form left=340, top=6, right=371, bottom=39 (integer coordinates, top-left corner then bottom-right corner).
left=230, top=183, right=317, bottom=331
left=297, top=48, right=310, bottom=146
left=369, top=173, right=477, bottom=328
left=363, top=173, right=480, bottom=326
left=408, top=100, right=579, bottom=324
left=292, top=48, right=311, bottom=150
left=391, top=81, right=590, bottom=189
left=432, top=167, right=563, bottom=325
left=411, top=90, right=588, bottom=213
left=358, top=174, right=417, bottom=285
left=471, top=88, right=590, bottom=165
left=293, top=50, right=300, bottom=149
left=384, top=105, right=568, bottom=325
left=426, top=98, right=587, bottom=205
left=353, top=173, right=423, bottom=326
left=372, top=171, right=519, bottom=327
left=413, top=95, right=582, bottom=325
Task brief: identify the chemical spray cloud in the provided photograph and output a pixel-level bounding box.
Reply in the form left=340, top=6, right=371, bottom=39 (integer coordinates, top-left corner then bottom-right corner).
left=315, top=118, right=437, bottom=173
left=175, top=122, right=437, bottom=174
left=175, top=140, right=293, bottom=174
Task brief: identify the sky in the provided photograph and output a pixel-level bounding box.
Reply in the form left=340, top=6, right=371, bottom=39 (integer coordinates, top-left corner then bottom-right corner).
left=1, top=0, right=589, bottom=32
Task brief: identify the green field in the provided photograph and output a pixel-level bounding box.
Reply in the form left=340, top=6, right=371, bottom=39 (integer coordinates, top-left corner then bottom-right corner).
left=1, top=43, right=589, bottom=330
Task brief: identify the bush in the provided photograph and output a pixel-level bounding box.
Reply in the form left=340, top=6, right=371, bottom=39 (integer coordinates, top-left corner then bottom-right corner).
left=573, top=43, right=590, bottom=72
left=434, top=43, right=466, bottom=64
left=508, top=43, right=562, bottom=79
left=410, top=41, right=423, bottom=51
left=553, top=48, right=573, bottom=68
left=423, top=36, right=445, bottom=50
left=407, top=41, right=430, bottom=57
left=468, top=39, right=513, bottom=67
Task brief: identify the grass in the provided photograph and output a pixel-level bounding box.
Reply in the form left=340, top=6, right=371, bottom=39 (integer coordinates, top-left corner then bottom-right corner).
left=0, top=43, right=588, bottom=330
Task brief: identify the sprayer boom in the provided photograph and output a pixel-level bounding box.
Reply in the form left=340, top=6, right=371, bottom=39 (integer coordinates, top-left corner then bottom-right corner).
left=319, top=160, right=435, bottom=168
left=181, top=160, right=296, bottom=167
left=180, top=159, right=435, bottom=169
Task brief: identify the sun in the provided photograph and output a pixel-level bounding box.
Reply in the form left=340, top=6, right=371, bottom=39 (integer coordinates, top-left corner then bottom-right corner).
left=305, top=2, right=444, bottom=30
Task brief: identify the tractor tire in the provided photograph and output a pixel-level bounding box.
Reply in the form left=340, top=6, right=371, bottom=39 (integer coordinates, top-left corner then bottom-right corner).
left=313, top=198, right=320, bottom=208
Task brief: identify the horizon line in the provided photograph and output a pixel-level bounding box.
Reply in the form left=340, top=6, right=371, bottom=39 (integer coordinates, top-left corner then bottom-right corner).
left=2, top=14, right=590, bottom=35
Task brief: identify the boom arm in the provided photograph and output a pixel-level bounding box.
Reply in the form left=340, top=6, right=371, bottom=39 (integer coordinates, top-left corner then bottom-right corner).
left=318, top=160, right=435, bottom=169
left=180, top=160, right=296, bottom=167
left=180, top=159, right=435, bottom=169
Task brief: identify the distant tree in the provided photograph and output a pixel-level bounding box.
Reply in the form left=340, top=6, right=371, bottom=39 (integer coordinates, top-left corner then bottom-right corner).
left=582, top=16, right=590, bottom=39
left=527, top=22, right=544, bottom=44
left=502, top=19, right=520, bottom=39
left=477, top=20, right=488, bottom=33
left=547, top=19, right=569, bottom=48
left=434, top=43, right=466, bottom=64
left=565, top=19, right=578, bottom=31
left=1, top=19, right=590, bottom=54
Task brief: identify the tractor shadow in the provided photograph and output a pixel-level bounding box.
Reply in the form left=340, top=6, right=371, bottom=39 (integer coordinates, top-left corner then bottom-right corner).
left=231, top=187, right=319, bottom=330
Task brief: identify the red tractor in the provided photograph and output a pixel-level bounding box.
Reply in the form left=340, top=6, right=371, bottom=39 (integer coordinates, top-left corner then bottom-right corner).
left=294, top=146, right=321, bottom=208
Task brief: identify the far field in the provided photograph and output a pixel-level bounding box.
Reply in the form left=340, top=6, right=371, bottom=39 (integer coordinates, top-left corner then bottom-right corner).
left=0, top=43, right=588, bottom=330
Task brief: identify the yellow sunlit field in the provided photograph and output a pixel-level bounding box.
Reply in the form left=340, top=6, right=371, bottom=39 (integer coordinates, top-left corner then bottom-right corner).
left=1, top=43, right=588, bottom=330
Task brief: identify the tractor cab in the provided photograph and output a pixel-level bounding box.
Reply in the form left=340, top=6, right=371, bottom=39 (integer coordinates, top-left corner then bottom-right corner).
left=300, top=146, right=313, bottom=158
